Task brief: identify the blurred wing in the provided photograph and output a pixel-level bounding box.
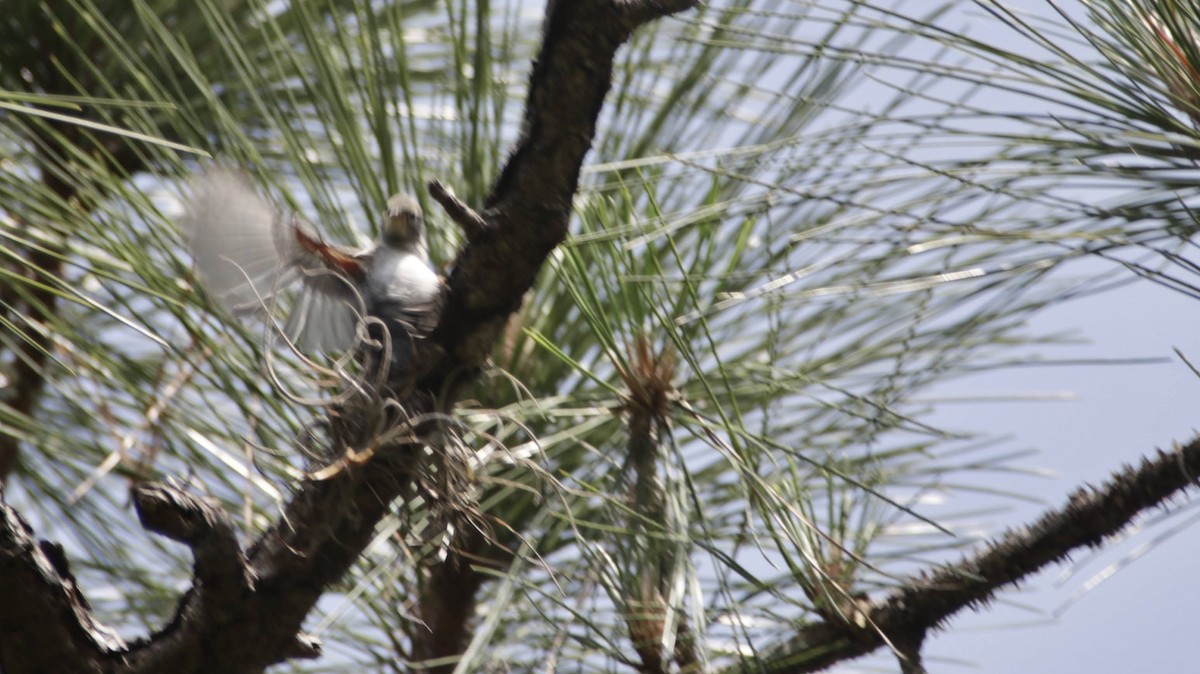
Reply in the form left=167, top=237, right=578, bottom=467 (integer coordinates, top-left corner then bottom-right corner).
left=180, top=168, right=364, bottom=352
left=379, top=294, right=442, bottom=334
left=180, top=168, right=284, bottom=310
left=283, top=268, right=362, bottom=352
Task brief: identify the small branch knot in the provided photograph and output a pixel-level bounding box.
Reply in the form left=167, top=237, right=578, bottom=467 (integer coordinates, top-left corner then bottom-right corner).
left=132, top=483, right=253, bottom=594
left=133, top=483, right=228, bottom=545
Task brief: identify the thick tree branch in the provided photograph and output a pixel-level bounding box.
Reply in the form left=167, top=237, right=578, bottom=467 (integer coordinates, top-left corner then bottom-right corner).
left=130, top=482, right=275, bottom=665
left=410, top=551, right=489, bottom=672
left=415, top=2, right=695, bottom=665
left=133, top=484, right=252, bottom=595
left=428, top=0, right=699, bottom=380
left=0, top=485, right=125, bottom=673
left=731, top=436, right=1200, bottom=674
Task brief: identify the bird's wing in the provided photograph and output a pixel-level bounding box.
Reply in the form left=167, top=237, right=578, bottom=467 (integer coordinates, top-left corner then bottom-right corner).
left=180, top=168, right=364, bottom=352
left=281, top=255, right=363, bottom=353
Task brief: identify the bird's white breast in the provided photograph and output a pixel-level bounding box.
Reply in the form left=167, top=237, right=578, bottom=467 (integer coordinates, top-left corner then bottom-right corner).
left=367, top=246, right=440, bottom=305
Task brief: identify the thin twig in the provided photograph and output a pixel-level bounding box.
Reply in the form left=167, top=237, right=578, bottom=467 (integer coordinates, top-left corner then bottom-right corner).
left=428, top=180, right=488, bottom=238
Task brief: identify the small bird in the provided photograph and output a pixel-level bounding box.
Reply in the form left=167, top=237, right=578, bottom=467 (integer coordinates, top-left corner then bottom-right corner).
left=180, top=168, right=440, bottom=377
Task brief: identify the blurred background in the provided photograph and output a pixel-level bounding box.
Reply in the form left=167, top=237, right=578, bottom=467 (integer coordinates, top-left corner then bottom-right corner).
left=1, top=0, right=1198, bottom=671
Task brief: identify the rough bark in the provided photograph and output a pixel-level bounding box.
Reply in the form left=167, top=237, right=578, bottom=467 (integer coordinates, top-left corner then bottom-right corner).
left=0, top=483, right=125, bottom=674
left=429, top=0, right=700, bottom=381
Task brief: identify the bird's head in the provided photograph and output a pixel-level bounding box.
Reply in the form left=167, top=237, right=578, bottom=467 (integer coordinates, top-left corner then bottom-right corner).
left=382, top=194, right=425, bottom=250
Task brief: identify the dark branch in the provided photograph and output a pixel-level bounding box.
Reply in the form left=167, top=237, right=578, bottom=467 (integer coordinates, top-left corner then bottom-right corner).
left=410, top=553, right=489, bottom=672
left=428, top=179, right=488, bottom=238
left=429, top=0, right=699, bottom=377
left=0, top=486, right=125, bottom=673
left=733, top=436, right=1200, bottom=674
left=119, top=456, right=415, bottom=673
left=894, top=629, right=926, bottom=674
left=132, top=484, right=254, bottom=605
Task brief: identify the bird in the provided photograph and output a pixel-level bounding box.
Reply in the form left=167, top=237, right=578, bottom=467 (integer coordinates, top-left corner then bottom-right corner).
left=179, top=168, right=441, bottom=380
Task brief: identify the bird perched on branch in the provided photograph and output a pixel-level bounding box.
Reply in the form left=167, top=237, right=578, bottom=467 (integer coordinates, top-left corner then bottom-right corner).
left=180, top=168, right=441, bottom=381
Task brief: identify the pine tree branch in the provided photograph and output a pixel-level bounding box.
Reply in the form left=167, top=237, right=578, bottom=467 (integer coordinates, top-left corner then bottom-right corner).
left=0, top=483, right=126, bottom=674
left=730, top=435, right=1200, bottom=674
left=428, top=0, right=699, bottom=383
